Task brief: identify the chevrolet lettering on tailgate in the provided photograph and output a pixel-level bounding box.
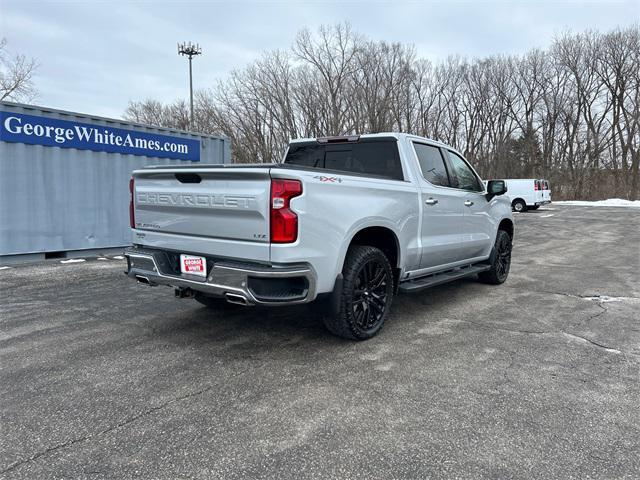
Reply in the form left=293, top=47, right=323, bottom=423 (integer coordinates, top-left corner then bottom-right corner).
left=136, top=192, right=256, bottom=209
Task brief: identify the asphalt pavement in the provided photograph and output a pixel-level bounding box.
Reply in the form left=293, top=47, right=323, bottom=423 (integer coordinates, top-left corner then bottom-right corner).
left=1, top=205, right=639, bottom=479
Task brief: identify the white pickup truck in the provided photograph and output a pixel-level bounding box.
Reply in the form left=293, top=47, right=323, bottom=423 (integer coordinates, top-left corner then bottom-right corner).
left=125, top=133, right=514, bottom=340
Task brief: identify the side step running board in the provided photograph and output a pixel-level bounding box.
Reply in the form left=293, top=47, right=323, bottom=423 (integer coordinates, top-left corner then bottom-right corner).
left=398, top=264, right=491, bottom=293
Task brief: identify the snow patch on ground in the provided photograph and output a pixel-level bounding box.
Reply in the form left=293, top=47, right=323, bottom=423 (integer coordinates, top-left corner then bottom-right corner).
left=97, top=257, right=108, bottom=261
left=60, top=259, right=86, bottom=264
left=554, top=199, right=640, bottom=208
left=0, top=266, right=12, bottom=270
left=584, top=295, right=624, bottom=303
left=541, top=214, right=555, bottom=218
left=113, top=255, right=124, bottom=260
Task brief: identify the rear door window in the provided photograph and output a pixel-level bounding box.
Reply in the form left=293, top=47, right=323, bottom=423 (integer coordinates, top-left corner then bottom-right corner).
left=284, top=139, right=404, bottom=181
left=413, top=143, right=450, bottom=187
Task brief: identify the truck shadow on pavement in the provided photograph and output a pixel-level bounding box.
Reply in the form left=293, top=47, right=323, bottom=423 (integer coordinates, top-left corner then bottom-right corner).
left=141, top=278, right=483, bottom=354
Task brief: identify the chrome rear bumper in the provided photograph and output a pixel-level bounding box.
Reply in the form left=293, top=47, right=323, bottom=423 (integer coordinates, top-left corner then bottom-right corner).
left=124, top=247, right=316, bottom=306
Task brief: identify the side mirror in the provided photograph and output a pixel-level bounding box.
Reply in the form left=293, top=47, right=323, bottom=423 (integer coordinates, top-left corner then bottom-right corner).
left=486, top=180, right=507, bottom=201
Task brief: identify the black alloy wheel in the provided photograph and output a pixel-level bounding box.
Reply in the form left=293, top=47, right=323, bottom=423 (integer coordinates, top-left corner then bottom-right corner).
left=352, top=257, right=390, bottom=332
left=322, top=245, right=395, bottom=340
left=495, top=232, right=512, bottom=282
left=479, top=229, right=512, bottom=285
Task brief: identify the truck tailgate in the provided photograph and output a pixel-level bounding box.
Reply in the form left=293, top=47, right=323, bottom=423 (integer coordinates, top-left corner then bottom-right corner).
left=132, top=167, right=271, bottom=259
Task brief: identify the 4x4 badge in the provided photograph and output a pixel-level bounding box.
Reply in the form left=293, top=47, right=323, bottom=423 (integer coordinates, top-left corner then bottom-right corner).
left=313, top=175, right=342, bottom=183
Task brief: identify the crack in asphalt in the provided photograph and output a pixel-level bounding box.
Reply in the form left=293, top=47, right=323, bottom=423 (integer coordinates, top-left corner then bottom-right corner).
left=456, top=317, right=638, bottom=358
left=0, top=384, right=216, bottom=475
left=560, top=332, right=622, bottom=354
left=536, top=290, right=593, bottom=299
left=487, top=288, right=640, bottom=356
left=504, top=286, right=640, bottom=302
left=587, top=301, right=609, bottom=321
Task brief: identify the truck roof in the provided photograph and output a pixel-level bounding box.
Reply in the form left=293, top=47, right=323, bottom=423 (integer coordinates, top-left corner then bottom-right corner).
left=289, top=132, right=450, bottom=149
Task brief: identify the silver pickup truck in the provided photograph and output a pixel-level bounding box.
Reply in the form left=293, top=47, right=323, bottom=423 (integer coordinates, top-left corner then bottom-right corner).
left=125, top=133, right=513, bottom=340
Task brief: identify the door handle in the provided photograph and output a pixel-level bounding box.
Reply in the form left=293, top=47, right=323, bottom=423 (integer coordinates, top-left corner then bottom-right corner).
left=425, top=198, right=438, bottom=206
left=464, top=200, right=474, bottom=207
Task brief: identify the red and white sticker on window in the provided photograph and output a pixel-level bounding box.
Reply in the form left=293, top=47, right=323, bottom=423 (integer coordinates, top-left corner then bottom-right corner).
left=180, top=254, right=207, bottom=277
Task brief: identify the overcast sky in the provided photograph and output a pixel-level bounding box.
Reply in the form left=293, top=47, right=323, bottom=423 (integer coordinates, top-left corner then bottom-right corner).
left=1, top=0, right=638, bottom=119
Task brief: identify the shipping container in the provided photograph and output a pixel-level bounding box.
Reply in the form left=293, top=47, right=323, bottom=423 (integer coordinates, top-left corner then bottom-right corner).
left=0, top=101, right=231, bottom=261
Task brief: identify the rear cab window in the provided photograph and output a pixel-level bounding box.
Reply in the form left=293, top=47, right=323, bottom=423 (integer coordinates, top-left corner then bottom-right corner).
left=413, top=142, right=451, bottom=187
left=445, top=150, right=484, bottom=192
left=284, top=138, right=404, bottom=181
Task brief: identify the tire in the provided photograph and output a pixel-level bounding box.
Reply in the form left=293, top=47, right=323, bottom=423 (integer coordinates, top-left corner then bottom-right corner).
left=194, top=292, right=243, bottom=310
left=512, top=199, right=527, bottom=212
left=478, top=230, right=512, bottom=285
left=322, top=246, right=394, bottom=340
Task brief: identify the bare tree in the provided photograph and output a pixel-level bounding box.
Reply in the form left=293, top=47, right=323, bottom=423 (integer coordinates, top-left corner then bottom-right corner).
left=123, top=24, right=640, bottom=200
left=0, top=38, right=39, bottom=102
left=293, top=23, right=361, bottom=135
left=595, top=26, right=640, bottom=199
left=124, top=98, right=190, bottom=131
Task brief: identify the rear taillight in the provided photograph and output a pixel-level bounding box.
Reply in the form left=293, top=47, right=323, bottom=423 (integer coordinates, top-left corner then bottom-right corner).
left=270, top=179, right=302, bottom=243
left=129, top=177, right=135, bottom=228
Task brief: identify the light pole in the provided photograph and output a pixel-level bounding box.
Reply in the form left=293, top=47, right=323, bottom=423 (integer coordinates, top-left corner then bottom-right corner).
left=177, top=42, right=202, bottom=129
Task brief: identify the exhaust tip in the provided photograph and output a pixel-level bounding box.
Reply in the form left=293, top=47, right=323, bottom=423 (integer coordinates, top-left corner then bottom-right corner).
left=135, top=275, right=151, bottom=285
left=225, top=293, right=248, bottom=306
